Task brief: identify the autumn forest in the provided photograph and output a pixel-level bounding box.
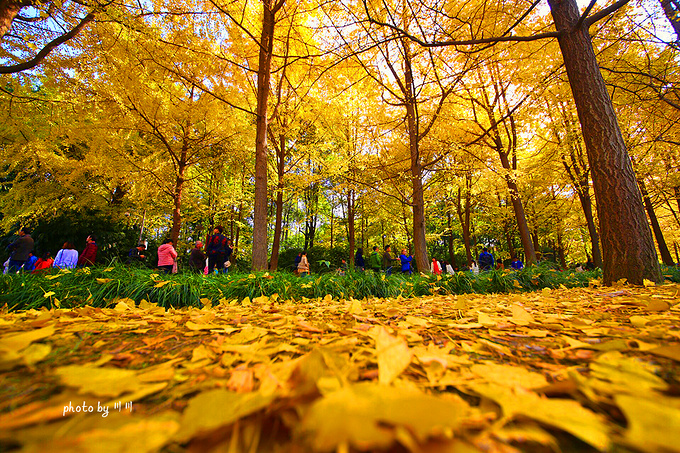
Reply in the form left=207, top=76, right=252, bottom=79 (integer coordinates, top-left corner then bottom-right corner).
left=1, top=0, right=679, bottom=284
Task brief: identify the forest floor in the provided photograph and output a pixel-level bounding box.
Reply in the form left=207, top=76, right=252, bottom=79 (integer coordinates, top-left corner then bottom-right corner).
left=0, top=282, right=679, bottom=453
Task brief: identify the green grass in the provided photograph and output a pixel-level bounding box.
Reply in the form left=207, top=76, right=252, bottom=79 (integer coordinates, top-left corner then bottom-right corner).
left=0, top=263, right=612, bottom=311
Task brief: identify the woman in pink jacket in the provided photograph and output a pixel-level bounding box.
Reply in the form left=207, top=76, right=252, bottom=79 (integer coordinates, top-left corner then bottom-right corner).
left=157, top=239, right=178, bottom=274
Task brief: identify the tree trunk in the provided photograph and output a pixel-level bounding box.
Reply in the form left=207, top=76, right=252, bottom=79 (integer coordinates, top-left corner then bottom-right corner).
left=576, top=190, right=603, bottom=268
left=558, top=233, right=567, bottom=269
left=171, top=148, right=188, bottom=245
left=403, top=39, right=430, bottom=273
left=269, top=134, right=286, bottom=270
left=0, top=0, right=25, bottom=40
left=252, top=0, right=283, bottom=270
left=456, top=185, right=473, bottom=266
left=660, top=0, right=680, bottom=41
left=497, top=151, right=537, bottom=265
left=639, top=178, right=675, bottom=265
left=548, top=0, right=661, bottom=284
left=447, top=210, right=455, bottom=266
left=348, top=189, right=355, bottom=269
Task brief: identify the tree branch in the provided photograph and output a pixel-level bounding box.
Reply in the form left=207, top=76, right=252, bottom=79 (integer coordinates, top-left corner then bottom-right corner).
left=0, top=12, right=95, bottom=74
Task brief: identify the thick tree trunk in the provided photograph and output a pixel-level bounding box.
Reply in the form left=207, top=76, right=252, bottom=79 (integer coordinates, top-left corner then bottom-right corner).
left=558, top=233, right=567, bottom=269
left=403, top=39, right=430, bottom=273
left=0, top=0, right=26, bottom=40
left=549, top=0, right=661, bottom=284
left=660, top=0, right=680, bottom=41
left=639, top=179, right=675, bottom=265
left=252, top=0, right=282, bottom=270
left=447, top=210, right=455, bottom=265
left=576, top=191, right=603, bottom=268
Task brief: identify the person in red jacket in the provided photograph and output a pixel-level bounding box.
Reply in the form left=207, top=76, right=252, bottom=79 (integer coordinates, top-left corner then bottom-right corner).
left=77, top=235, right=98, bottom=267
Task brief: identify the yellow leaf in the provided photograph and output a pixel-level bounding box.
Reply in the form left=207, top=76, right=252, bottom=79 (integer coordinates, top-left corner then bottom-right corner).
left=56, top=365, right=140, bottom=397
left=471, top=363, right=548, bottom=389
left=0, top=325, right=55, bottom=352
left=616, top=394, right=680, bottom=452
left=511, top=304, right=534, bottom=326
left=373, top=327, right=412, bottom=385
left=297, top=383, right=470, bottom=451
left=643, top=279, right=656, bottom=287
left=43, top=291, right=55, bottom=298
left=174, top=389, right=276, bottom=442
left=154, top=280, right=171, bottom=288
left=96, top=278, right=113, bottom=284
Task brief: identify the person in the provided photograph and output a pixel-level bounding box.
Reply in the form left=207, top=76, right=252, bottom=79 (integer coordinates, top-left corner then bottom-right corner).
left=382, top=245, right=396, bottom=275
left=32, top=252, right=54, bottom=273
left=446, top=262, right=455, bottom=274
left=6, top=227, right=34, bottom=272
left=127, top=243, right=147, bottom=265
left=470, top=260, right=479, bottom=275
left=157, top=238, right=178, bottom=274
left=206, top=226, right=227, bottom=274
left=223, top=239, right=234, bottom=274
left=189, top=241, right=206, bottom=273
left=478, top=247, right=495, bottom=271
left=368, top=246, right=381, bottom=272
left=293, top=253, right=302, bottom=274
left=511, top=256, right=524, bottom=270
left=354, top=248, right=365, bottom=271
left=53, top=242, right=79, bottom=269
left=23, top=252, right=38, bottom=272
left=77, top=234, right=98, bottom=267
left=399, top=249, right=413, bottom=275
left=298, top=251, right=310, bottom=277
left=431, top=258, right=442, bottom=275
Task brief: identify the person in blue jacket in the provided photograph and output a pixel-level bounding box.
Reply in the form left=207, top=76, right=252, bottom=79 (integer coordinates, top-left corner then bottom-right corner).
left=399, top=248, right=413, bottom=275
left=511, top=256, right=524, bottom=270
left=478, top=247, right=495, bottom=271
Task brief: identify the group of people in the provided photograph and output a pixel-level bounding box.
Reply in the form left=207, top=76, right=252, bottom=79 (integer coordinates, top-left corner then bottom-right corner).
left=349, top=245, right=527, bottom=276
left=126, top=225, right=234, bottom=274
left=4, top=228, right=98, bottom=273
left=353, top=245, right=415, bottom=275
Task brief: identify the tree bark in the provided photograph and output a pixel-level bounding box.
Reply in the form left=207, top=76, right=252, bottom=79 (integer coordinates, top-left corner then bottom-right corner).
left=639, top=178, right=675, bottom=265
left=576, top=191, right=603, bottom=268
left=548, top=0, right=662, bottom=284
left=456, top=183, right=473, bottom=266
left=660, top=0, right=680, bottom=41
left=252, top=0, right=284, bottom=270
left=170, top=143, right=189, bottom=246
left=269, top=133, right=286, bottom=270
left=347, top=188, right=355, bottom=269
left=403, top=39, right=430, bottom=273
left=0, top=0, right=25, bottom=39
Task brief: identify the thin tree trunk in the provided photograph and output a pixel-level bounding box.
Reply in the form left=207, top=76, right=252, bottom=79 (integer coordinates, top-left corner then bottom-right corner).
left=171, top=149, right=188, bottom=245
left=348, top=189, right=355, bottom=269
left=639, top=178, right=674, bottom=265
left=497, top=150, right=536, bottom=265
left=252, top=0, right=285, bottom=270
left=548, top=0, right=661, bottom=284
left=456, top=185, right=473, bottom=266
left=269, top=134, right=286, bottom=270
left=576, top=191, right=603, bottom=268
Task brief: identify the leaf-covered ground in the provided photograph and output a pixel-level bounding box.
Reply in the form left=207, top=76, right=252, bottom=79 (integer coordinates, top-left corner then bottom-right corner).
left=1, top=283, right=679, bottom=452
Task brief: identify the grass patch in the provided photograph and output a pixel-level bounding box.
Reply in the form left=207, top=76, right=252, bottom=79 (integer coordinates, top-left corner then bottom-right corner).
left=0, top=263, right=611, bottom=311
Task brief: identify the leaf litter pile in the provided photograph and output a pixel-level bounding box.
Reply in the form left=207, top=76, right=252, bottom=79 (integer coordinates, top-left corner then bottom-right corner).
left=1, top=282, right=679, bottom=452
